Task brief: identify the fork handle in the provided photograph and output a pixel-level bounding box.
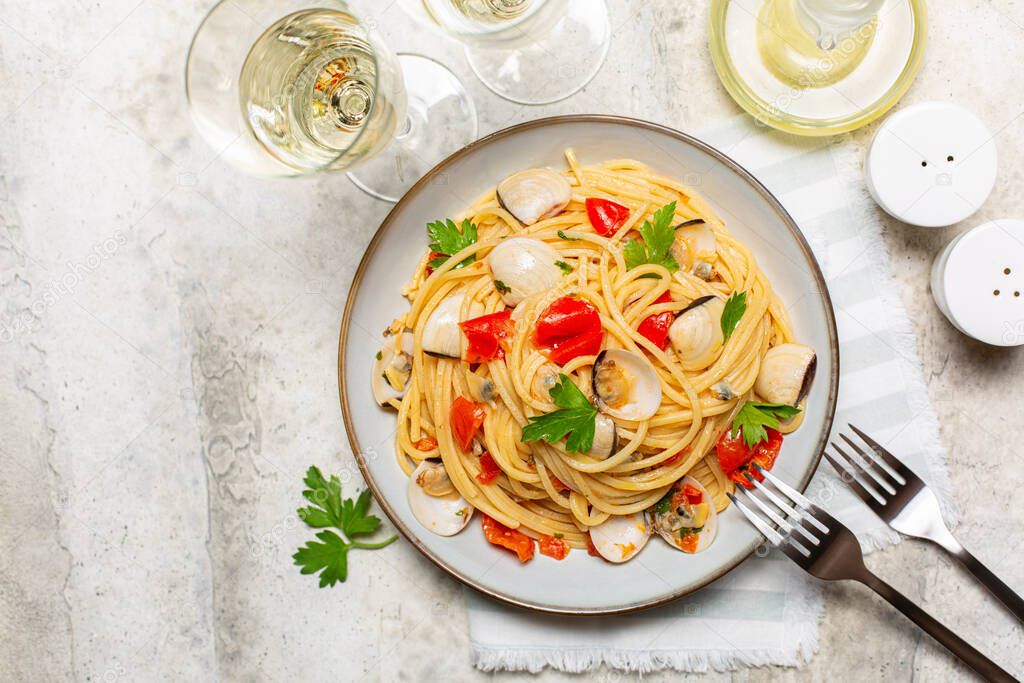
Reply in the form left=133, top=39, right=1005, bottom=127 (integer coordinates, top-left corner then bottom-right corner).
left=859, top=571, right=1017, bottom=682
left=934, top=536, right=1024, bottom=623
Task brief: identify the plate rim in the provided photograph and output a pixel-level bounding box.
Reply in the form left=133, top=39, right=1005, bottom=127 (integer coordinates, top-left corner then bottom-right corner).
left=337, top=114, right=840, bottom=615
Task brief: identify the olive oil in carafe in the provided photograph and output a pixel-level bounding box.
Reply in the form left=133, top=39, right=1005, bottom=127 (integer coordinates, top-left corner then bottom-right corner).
left=757, top=0, right=877, bottom=88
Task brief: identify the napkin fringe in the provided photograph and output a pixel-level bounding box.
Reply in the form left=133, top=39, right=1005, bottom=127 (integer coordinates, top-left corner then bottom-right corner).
left=472, top=625, right=820, bottom=674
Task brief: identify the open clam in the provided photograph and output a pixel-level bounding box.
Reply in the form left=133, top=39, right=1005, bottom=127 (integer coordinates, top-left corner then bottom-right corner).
left=670, top=219, right=717, bottom=281
left=372, top=331, right=414, bottom=406
left=421, top=293, right=484, bottom=358
left=588, top=512, right=651, bottom=563
left=496, top=168, right=571, bottom=226
left=488, top=237, right=564, bottom=306
left=407, top=460, right=473, bottom=536
left=755, top=343, right=816, bottom=406
left=649, top=476, right=717, bottom=554
left=668, top=295, right=725, bottom=370
left=592, top=349, right=662, bottom=421
left=588, top=414, right=619, bottom=459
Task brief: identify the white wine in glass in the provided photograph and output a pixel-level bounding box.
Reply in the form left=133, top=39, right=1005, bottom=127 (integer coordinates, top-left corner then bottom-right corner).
left=186, top=0, right=477, bottom=201
left=407, top=0, right=611, bottom=105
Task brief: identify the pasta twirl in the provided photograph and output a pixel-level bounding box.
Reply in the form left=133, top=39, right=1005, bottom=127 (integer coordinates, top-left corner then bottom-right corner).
left=372, top=149, right=815, bottom=561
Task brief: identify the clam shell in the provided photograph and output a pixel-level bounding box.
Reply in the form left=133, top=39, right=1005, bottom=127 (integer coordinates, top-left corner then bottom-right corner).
left=754, top=343, right=816, bottom=406
left=589, top=512, right=651, bottom=563
left=371, top=332, right=414, bottom=406
left=651, top=476, right=718, bottom=554
left=407, top=460, right=473, bottom=536
left=488, top=237, right=563, bottom=306
left=668, top=296, right=725, bottom=370
left=496, top=168, right=571, bottom=226
left=421, top=293, right=483, bottom=358
left=592, top=349, right=663, bottom=421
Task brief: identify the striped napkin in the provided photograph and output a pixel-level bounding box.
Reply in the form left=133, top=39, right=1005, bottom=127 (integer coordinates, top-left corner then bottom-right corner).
left=467, top=116, right=959, bottom=673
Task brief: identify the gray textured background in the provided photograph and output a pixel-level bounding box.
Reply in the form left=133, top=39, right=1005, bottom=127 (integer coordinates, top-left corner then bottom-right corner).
left=1, top=0, right=1023, bottom=680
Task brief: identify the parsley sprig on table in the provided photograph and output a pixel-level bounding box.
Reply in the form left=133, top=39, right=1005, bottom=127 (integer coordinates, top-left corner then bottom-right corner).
left=720, top=291, right=747, bottom=343
left=520, top=374, right=598, bottom=454
left=731, top=402, right=801, bottom=448
left=427, top=218, right=478, bottom=270
left=292, top=466, right=397, bottom=587
left=623, top=201, right=679, bottom=278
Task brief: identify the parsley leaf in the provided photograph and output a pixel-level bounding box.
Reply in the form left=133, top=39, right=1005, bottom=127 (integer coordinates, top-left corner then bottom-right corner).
left=427, top=218, right=478, bottom=270
left=558, top=230, right=581, bottom=241
left=293, top=466, right=397, bottom=587
left=555, top=260, right=572, bottom=274
left=623, top=201, right=679, bottom=278
left=721, top=291, right=747, bottom=343
left=520, top=374, right=598, bottom=453
left=731, top=402, right=801, bottom=448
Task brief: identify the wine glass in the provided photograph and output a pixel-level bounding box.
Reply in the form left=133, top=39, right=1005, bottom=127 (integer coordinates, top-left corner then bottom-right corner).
left=405, top=0, right=611, bottom=105
left=185, top=0, right=478, bottom=202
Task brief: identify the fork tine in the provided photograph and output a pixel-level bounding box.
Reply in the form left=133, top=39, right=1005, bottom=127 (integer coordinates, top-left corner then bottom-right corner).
left=824, top=450, right=886, bottom=505
left=751, top=464, right=830, bottom=534
left=848, top=424, right=908, bottom=484
left=727, top=492, right=785, bottom=545
left=739, top=474, right=820, bottom=545
left=832, top=440, right=897, bottom=496
left=751, top=462, right=812, bottom=508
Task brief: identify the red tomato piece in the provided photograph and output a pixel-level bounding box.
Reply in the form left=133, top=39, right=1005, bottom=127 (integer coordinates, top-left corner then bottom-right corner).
left=424, top=251, right=445, bottom=276
left=460, top=310, right=515, bottom=363
left=413, top=436, right=437, bottom=452
left=716, top=427, right=784, bottom=489
left=550, top=476, right=569, bottom=492
left=538, top=534, right=570, bottom=560
left=450, top=396, right=486, bottom=451
left=586, top=197, right=631, bottom=236
left=663, top=447, right=690, bottom=467
left=586, top=534, right=602, bottom=557
left=678, top=533, right=700, bottom=554
left=637, top=291, right=674, bottom=350
left=481, top=514, right=535, bottom=563
left=682, top=483, right=703, bottom=505
left=475, top=452, right=501, bottom=485
left=534, top=297, right=604, bottom=365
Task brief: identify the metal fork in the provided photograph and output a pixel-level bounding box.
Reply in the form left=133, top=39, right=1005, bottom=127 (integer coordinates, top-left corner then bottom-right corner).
left=729, top=464, right=1016, bottom=682
left=824, top=424, right=1024, bottom=623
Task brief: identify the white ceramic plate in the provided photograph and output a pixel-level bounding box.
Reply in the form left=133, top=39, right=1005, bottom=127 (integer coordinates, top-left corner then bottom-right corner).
left=339, top=116, right=839, bottom=615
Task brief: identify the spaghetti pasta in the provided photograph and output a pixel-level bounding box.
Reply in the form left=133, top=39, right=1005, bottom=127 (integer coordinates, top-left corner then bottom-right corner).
left=371, top=149, right=816, bottom=562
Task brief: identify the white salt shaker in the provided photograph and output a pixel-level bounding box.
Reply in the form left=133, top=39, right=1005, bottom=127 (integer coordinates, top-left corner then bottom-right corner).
left=931, top=220, right=1024, bottom=346
left=865, top=102, right=997, bottom=228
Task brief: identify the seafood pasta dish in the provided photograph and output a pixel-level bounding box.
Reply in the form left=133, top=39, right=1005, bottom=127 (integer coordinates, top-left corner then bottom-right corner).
left=370, top=149, right=817, bottom=564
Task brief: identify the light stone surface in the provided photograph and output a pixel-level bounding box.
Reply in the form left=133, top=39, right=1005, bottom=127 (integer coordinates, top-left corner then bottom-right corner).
left=2, top=0, right=1023, bottom=681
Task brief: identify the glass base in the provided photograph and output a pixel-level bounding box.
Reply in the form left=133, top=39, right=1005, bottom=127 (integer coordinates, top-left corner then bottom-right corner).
left=709, top=0, right=926, bottom=136
left=348, top=54, right=478, bottom=202
left=463, top=0, right=610, bottom=105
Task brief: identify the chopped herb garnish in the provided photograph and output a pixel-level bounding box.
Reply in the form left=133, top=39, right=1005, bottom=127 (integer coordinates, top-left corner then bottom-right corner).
left=558, top=230, right=581, bottom=241
left=623, top=201, right=679, bottom=278
left=553, top=532, right=564, bottom=539
left=375, top=350, right=382, bottom=361
left=427, top=218, right=478, bottom=270
left=720, top=291, right=747, bottom=343
left=520, top=374, right=598, bottom=453
left=293, top=466, right=397, bottom=587
left=731, top=401, right=801, bottom=448
left=679, top=526, right=703, bottom=537
left=555, top=260, right=572, bottom=274
left=494, top=279, right=512, bottom=295
left=654, top=490, right=674, bottom=514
